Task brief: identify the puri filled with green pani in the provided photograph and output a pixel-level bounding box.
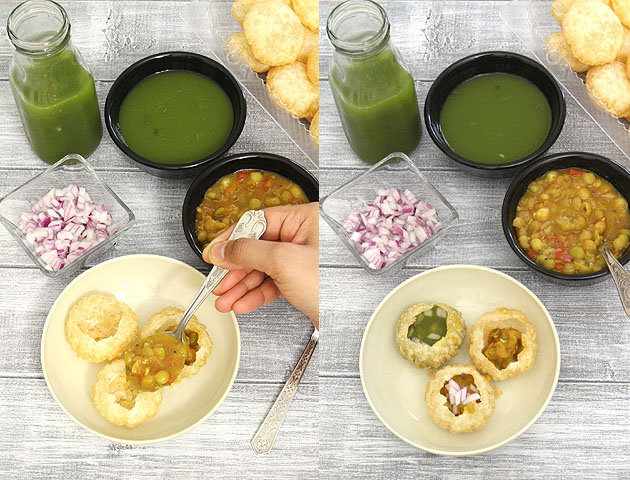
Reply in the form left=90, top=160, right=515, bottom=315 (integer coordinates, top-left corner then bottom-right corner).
left=439, top=73, right=552, bottom=164
left=118, top=70, right=234, bottom=164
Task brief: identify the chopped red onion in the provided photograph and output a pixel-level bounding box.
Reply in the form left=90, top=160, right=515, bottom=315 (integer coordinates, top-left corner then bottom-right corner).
left=17, top=184, right=118, bottom=271
left=446, top=380, right=481, bottom=411
left=342, top=187, right=442, bottom=269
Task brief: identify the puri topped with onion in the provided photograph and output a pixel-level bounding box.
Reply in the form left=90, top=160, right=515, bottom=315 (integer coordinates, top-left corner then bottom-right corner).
left=425, top=364, right=495, bottom=434
left=469, top=307, right=537, bottom=381
left=512, top=168, right=630, bottom=275
left=395, top=302, right=466, bottom=369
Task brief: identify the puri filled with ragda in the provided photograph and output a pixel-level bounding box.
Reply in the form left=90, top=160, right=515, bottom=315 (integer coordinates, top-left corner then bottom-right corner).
left=66, top=296, right=213, bottom=428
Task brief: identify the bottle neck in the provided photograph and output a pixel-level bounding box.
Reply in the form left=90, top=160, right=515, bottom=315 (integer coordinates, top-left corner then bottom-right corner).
left=7, top=0, right=71, bottom=57
left=327, top=0, right=391, bottom=58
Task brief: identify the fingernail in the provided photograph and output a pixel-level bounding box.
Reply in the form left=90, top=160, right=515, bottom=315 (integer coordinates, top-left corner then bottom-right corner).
left=210, top=242, right=226, bottom=262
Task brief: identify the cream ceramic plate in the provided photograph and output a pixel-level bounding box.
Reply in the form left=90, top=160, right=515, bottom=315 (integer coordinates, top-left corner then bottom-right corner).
left=41, top=254, right=240, bottom=444
left=360, top=265, right=560, bottom=455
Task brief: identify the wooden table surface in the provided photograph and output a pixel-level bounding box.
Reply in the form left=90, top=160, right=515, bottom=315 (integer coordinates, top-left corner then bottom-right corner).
left=320, top=0, right=630, bottom=478
left=2, top=0, right=630, bottom=478
left=0, top=1, right=318, bottom=478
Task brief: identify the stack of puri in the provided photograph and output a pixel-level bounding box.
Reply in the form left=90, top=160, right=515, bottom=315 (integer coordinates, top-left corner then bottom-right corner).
left=547, top=0, right=630, bottom=125
left=226, top=0, right=320, bottom=143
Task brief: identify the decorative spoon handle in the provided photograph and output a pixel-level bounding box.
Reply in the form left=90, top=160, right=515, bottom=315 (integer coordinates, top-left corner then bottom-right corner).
left=601, top=247, right=630, bottom=317
left=251, top=329, right=319, bottom=455
left=173, top=210, right=267, bottom=342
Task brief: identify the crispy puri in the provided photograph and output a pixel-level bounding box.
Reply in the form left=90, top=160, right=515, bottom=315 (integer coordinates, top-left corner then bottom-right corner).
left=292, top=0, right=319, bottom=31
left=267, top=62, right=319, bottom=119
left=586, top=61, right=630, bottom=117
left=227, top=32, right=270, bottom=73
left=297, top=25, right=319, bottom=63
left=617, top=27, right=630, bottom=62
left=91, top=359, right=162, bottom=428
left=394, top=302, right=466, bottom=369
left=468, top=308, right=537, bottom=381
left=310, top=111, right=319, bottom=143
left=306, top=47, right=319, bottom=86
left=425, top=364, right=495, bottom=434
left=552, top=0, right=611, bottom=24
left=562, top=1, right=623, bottom=66
left=140, top=306, right=212, bottom=382
left=231, top=0, right=291, bottom=25
left=613, top=0, right=630, bottom=27
left=243, top=2, right=304, bottom=66
left=546, top=31, right=589, bottom=72
left=66, top=294, right=138, bottom=363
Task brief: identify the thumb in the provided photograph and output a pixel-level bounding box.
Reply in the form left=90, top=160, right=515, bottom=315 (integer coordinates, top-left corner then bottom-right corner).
left=203, top=237, right=279, bottom=275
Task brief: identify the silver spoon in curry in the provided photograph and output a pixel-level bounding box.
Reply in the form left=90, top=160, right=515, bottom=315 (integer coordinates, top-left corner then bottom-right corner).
left=125, top=210, right=267, bottom=391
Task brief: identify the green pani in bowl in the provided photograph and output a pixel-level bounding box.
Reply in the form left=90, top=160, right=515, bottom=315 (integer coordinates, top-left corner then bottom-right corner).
left=118, top=70, right=234, bottom=165
left=440, top=73, right=552, bottom=165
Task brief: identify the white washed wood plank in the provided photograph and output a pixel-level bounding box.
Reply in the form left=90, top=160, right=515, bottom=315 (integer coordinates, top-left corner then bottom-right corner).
left=0, top=267, right=318, bottom=383
left=0, top=378, right=318, bottom=479
left=320, top=266, right=630, bottom=382
left=320, top=1, right=531, bottom=82
left=320, top=377, right=630, bottom=478
left=0, top=1, right=204, bottom=81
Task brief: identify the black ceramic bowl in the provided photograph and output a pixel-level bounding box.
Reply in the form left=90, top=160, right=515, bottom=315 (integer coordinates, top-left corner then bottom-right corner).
left=104, top=51, right=247, bottom=179
left=183, top=152, right=319, bottom=260
left=425, top=51, right=566, bottom=177
left=502, top=152, right=630, bottom=285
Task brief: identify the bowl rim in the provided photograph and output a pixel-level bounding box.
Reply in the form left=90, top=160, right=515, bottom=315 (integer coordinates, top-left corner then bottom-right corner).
left=104, top=51, right=247, bottom=172
left=358, top=264, right=561, bottom=456
left=424, top=50, right=566, bottom=172
left=182, top=152, right=320, bottom=260
left=40, top=254, right=241, bottom=444
left=501, top=151, right=630, bottom=282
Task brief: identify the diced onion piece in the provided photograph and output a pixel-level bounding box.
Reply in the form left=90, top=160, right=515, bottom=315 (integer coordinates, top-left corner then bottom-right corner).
left=426, top=333, right=441, bottom=340
left=462, top=393, right=481, bottom=405
left=448, top=379, right=460, bottom=392
left=342, top=187, right=443, bottom=269
left=17, top=184, right=117, bottom=271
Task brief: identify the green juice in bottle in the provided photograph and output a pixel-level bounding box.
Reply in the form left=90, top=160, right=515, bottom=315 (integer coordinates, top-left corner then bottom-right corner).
left=8, top=0, right=102, bottom=164
left=327, top=0, right=421, bottom=164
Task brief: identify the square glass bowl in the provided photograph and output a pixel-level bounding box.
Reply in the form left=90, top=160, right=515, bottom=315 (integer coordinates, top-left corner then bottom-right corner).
left=0, top=154, right=135, bottom=278
left=320, top=152, right=459, bottom=275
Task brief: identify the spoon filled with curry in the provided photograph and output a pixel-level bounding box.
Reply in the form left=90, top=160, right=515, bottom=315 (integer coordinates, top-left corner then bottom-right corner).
left=125, top=210, right=267, bottom=391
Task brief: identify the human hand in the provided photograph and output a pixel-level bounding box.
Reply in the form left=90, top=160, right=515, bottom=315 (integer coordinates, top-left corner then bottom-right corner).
left=203, top=202, right=319, bottom=329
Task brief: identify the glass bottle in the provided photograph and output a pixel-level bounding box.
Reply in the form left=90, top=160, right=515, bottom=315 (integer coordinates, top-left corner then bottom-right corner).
left=326, top=0, right=421, bottom=164
left=7, top=0, right=102, bottom=164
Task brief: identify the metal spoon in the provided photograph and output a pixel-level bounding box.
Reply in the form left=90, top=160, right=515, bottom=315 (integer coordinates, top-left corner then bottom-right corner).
left=165, top=209, right=267, bottom=343
left=601, top=247, right=630, bottom=316
left=251, top=328, right=319, bottom=454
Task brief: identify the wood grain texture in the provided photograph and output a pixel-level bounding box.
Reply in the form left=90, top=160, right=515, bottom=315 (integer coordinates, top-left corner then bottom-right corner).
left=0, top=379, right=318, bottom=480
left=320, top=0, right=630, bottom=477
left=0, top=0, right=318, bottom=476
left=320, top=378, right=630, bottom=479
